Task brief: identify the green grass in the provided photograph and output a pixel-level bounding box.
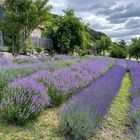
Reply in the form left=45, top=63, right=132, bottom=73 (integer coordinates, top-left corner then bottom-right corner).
left=96, top=73, right=131, bottom=140
left=0, top=108, right=64, bottom=140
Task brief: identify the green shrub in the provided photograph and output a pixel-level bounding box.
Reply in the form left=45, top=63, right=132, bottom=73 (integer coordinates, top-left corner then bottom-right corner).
left=1, top=80, right=48, bottom=125
left=47, top=86, right=66, bottom=106
left=0, top=68, right=35, bottom=101
left=59, top=100, right=100, bottom=140
left=58, top=60, right=76, bottom=69
left=129, top=110, right=140, bottom=139
left=13, top=58, right=37, bottom=64
left=35, top=47, right=44, bottom=54
left=110, top=45, right=127, bottom=58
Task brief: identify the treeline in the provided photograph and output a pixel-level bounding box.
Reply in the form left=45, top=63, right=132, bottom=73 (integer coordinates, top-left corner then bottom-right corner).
left=43, top=9, right=112, bottom=56
left=45, top=10, right=140, bottom=60
left=0, top=0, right=140, bottom=60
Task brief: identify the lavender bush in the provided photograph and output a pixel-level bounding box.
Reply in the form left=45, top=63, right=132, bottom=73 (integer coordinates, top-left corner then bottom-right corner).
left=1, top=78, right=49, bottom=125
left=60, top=100, right=99, bottom=140
left=0, top=56, right=81, bottom=102
left=0, top=68, right=35, bottom=101
left=30, top=58, right=114, bottom=106
left=128, top=61, right=140, bottom=139
left=0, top=57, right=12, bottom=65
left=13, top=57, right=38, bottom=64
left=59, top=65, right=126, bottom=140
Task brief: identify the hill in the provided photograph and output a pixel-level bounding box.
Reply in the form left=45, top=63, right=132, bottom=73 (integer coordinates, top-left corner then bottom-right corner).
left=88, top=28, right=110, bottom=42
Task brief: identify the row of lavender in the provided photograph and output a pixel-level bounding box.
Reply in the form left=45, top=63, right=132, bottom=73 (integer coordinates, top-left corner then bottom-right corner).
left=30, top=58, right=114, bottom=106
left=128, top=61, right=140, bottom=139
left=0, top=55, right=97, bottom=69
left=0, top=55, right=84, bottom=98
left=59, top=65, right=126, bottom=139
left=0, top=55, right=100, bottom=102
left=0, top=55, right=79, bottom=70
left=0, top=58, right=114, bottom=125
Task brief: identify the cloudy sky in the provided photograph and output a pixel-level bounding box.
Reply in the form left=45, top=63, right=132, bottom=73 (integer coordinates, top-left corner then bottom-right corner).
left=48, top=0, right=140, bottom=42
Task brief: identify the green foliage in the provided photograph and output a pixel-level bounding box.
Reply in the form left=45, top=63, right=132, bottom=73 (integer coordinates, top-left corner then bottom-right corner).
left=110, top=43, right=127, bottom=59
left=35, top=47, right=44, bottom=54
left=88, top=28, right=109, bottom=42
left=57, top=60, right=76, bottom=69
left=46, top=45, right=55, bottom=55
left=118, top=40, right=127, bottom=49
left=23, top=37, right=34, bottom=54
left=59, top=100, right=100, bottom=140
left=129, top=110, right=140, bottom=139
left=1, top=0, right=52, bottom=54
left=0, top=68, right=35, bottom=101
left=13, top=57, right=37, bottom=64
left=43, top=9, right=91, bottom=55
left=47, top=86, right=66, bottom=106
left=128, top=38, right=140, bottom=60
left=96, top=36, right=111, bottom=56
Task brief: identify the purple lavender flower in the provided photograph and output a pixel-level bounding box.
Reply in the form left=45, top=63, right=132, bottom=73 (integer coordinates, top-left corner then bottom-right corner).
left=0, top=57, right=12, bottom=65
left=8, top=77, right=50, bottom=104
left=60, top=65, right=126, bottom=139
left=128, top=60, right=140, bottom=139
left=28, top=58, right=115, bottom=105
left=1, top=78, right=50, bottom=125
left=31, top=58, right=114, bottom=95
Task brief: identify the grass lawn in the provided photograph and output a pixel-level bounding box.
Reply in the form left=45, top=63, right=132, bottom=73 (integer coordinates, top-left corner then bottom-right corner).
left=96, top=73, right=131, bottom=140
left=0, top=108, right=64, bottom=140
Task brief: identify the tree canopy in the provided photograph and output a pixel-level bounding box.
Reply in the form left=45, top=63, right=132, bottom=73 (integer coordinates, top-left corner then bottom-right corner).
left=110, top=42, right=127, bottom=59
left=0, top=0, right=51, bottom=54
left=96, top=36, right=111, bottom=56
left=128, top=38, right=140, bottom=60
left=43, top=9, right=91, bottom=55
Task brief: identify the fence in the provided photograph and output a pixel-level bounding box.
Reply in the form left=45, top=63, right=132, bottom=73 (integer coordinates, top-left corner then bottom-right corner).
left=0, top=31, right=3, bottom=47
left=32, top=37, right=53, bottom=49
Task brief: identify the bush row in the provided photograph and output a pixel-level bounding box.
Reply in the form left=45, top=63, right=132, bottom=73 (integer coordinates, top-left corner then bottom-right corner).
left=59, top=65, right=126, bottom=140
left=0, top=58, right=115, bottom=125
left=128, top=61, right=140, bottom=139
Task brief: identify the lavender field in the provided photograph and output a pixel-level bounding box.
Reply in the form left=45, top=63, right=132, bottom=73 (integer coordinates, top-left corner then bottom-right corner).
left=0, top=55, right=139, bottom=140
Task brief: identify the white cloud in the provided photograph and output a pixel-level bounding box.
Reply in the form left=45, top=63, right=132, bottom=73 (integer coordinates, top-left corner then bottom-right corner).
left=49, top=0, right=140, bottom=42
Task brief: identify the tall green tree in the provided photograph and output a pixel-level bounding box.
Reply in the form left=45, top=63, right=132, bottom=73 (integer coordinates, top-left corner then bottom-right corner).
left=110, top=42, right=127, bottom=59
left=43, top=9, right=91, bottom=55
left=128, top=38, right=140, bottom=60
left=97, top=36, right=111, bottom=56
left=0, top=0, right=52, bottom=54
left=118, top=40, right=127, bottom=49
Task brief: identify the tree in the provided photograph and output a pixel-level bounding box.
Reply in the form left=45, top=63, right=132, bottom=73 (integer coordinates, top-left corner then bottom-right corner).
left=0, top=0, right=52, bottom=54
left=128, top=38, right=140, bottom=60
left=43, top=9, right=91, bottom=55
left=110, top=42, right=127, bottom=59
left=88, top=28, right=109, bottom=42
left=118, top=40, right=127, bottom=48
left=97, top=36, right=111, bottom=56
